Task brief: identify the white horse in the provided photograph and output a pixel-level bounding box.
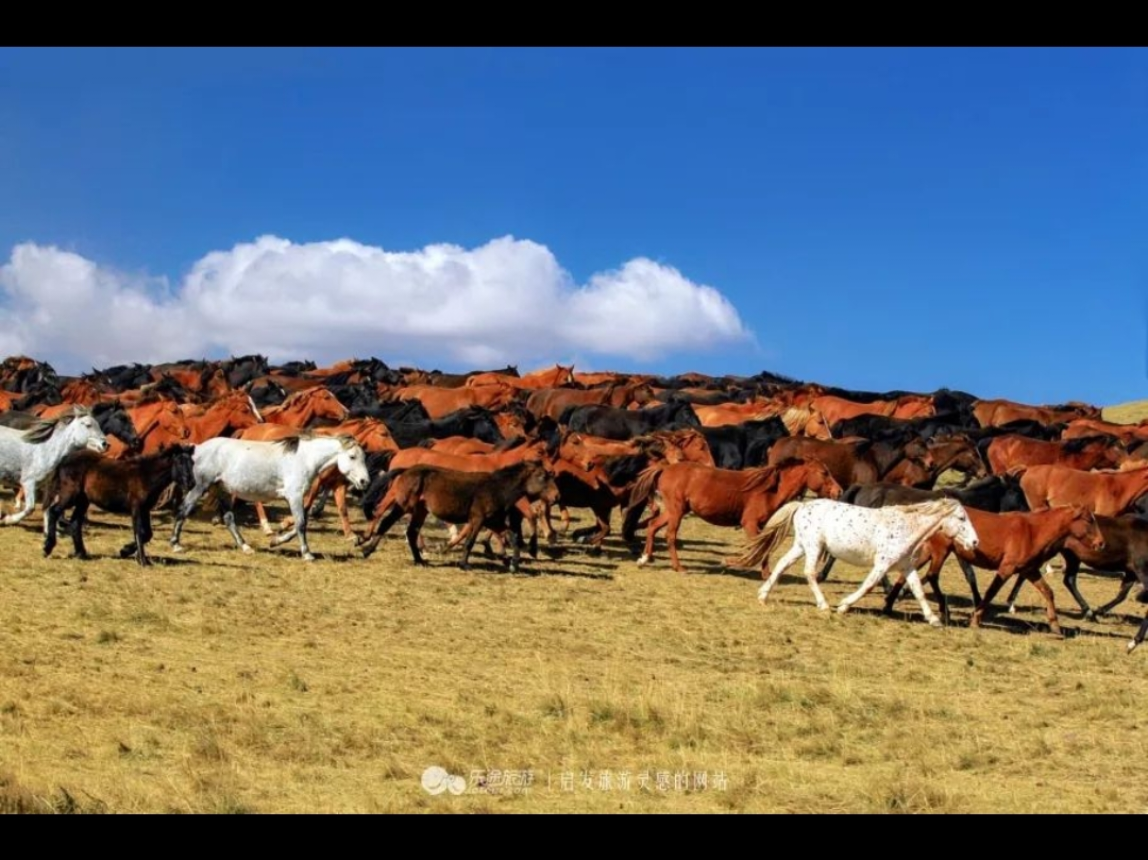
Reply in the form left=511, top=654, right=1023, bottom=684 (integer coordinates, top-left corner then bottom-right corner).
left=727, top=498, right=979, bottom=627
left=170, top=433, right=370, bottom=561
left=0, top=407, right=109, bottom=526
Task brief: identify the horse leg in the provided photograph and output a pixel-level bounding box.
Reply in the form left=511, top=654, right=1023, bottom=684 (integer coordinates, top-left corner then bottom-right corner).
left=69, top=496, right=91, bottom=560
left=42, top=498, right=66, bottom=557
left=901, top=565, right=943, bottom=628
left=360, top=503, right=408, bottom=559
left=635, top=508, right=671, bottom=566
left=1093, top=573, right=1139, bottom=619
left=665, top=509, right=687, bottom=573
left=559, top=504, right=571, bottom=534
left=926, top=571, right=951, bottom=627
left=272, top=494, right=313, bottom=561
left=958, top=557, right=983, bottom=607
left=220, top=494, right=255, bottom=555
left=248, top=499, right=274, bottom=535
left=970, top=564, right=1019, bottom=631
left=1021, top=568, right=1064, bottom=638
left=132, top=507, right=151, bottom=567
left=757, top=543, right=805, bottom=604
left=816, top=555, right=837, bottom=584
left=170, top=480, right=211, bottom=552
left=332, top=484, right=356, bottom=542
left=2, top=478, right=37, bottom=525
left=406, top=505, right=429, bottom=566
left=837, top=559, right=894, bottom=615
left=459, top=513, right=485, bottom=572
left=798, top=545, right=833, bottom=611
left=515, top=498, right=540, bottom=558
left=1127, top=590, right=1148, bottom=653
left=1055, top=553, right=1096, bottom=620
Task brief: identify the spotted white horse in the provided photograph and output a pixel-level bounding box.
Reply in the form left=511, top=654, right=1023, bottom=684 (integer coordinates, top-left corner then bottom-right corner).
left=170, top=433, right=370, bottom=561
left=726, top=498, right=979, bottom=627
left=0, top=407, right=109, bottom=525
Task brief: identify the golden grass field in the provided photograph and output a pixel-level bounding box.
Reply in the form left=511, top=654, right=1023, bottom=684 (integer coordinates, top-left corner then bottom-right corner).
left=2, top=400, right=1148, bottom=814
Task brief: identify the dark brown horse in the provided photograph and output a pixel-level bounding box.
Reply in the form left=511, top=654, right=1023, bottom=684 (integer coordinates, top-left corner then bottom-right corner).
left=359, top=461, right=560, bottom=573
left=621, top=458, right=843, bottom=572
left=43, top=445, right=196, bottom=566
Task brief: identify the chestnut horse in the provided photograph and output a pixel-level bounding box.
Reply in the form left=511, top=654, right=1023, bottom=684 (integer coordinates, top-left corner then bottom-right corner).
left=1018, top=463, right=1148, bottom=517
left=984, top=434, right=1126, bottom=475
left=621, top=458, right=843, bottom=572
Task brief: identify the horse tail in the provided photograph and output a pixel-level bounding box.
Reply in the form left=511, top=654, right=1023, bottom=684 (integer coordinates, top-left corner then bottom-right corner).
left=724, top=499, right=803, bottom=569
left=621, top=464, right=665, bottom=542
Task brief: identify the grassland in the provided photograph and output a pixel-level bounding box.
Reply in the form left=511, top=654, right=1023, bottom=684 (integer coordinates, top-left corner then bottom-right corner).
left=3, top=405, right=1148, bottom=813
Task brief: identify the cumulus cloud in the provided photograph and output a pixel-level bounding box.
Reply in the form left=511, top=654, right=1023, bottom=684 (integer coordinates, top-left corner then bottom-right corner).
left=0, top=234, right=753, bottom=373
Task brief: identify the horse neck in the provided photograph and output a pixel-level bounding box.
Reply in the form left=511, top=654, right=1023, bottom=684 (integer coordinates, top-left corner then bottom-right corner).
left=1029, top=507, right=1081, bottom=547
left=298, top=437, right=346, bottom=474
left=36, top=422, right=84, bottom=468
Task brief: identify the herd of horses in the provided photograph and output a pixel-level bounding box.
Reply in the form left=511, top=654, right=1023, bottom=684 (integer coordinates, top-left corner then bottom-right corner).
left=1, top=353, right=1147, bottom=651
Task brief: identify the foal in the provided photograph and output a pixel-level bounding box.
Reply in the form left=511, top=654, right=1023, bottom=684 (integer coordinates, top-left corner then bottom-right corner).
left=43, top=445, right=196, bottom=566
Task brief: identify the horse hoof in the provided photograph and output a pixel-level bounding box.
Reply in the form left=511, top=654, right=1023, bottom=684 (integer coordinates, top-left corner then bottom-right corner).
left=171, top=544, right=184, bottom=554
left=835, top=604, right=849, bottom=615
left=241, top=544, right=255, bottom=554
left=302, top=553, right=315, bottom=562
left=928, top=617, right=944, bottom=628
left=1129, top=640, right=1140, bottom=654
left=636, top=555, right=649, bottom=566
left=1084, top=611, right=1098, bottom=623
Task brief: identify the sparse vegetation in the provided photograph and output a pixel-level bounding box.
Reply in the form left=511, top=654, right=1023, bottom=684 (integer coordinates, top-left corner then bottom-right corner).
left=2, top=406, right=1148, bottom=813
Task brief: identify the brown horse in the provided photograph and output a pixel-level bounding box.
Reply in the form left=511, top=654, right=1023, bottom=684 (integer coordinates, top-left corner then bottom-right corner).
left=1018, top=463, right=1148, bottom=516
left=359, top=461, right=560, bottom=573
left=527, top=380, right=656, bottom=422
left=467, top=363, right=575, bottom=390
left=1061, top=419, right=1148, bottom=444
left=260, top=388, right=349, bottom=427
left=973, top=398, right=1101, bottom=428
left=882, top=437, right=987, bottom=488
left=985, top=434, right=1126, bottom=475
left=396, top=383, right=518, bottom=420
left=767, top=436, right=933, bottom=490
left=42, top=445, right=196, bottom=566
left=622, top=458, right=843, bottom=572
left=885, top=505, right=1105, bottom=635
left=179, top=390, right=265, bottom=443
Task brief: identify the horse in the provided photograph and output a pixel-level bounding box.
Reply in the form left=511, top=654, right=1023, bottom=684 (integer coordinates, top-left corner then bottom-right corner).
left=170, top=433, right=370, bottom=561
left=621, top=458, right=843, bottom=572
left=0, top=408, right=110, bottom=525
left=727, top=498, right=979, bottom=628
left=983, top=434, right=1126, bottom=475
left=562, top=400, right=700, bottom=441
left=358, top=461, right=560, bottom=573
left=43, top=445, right=196, bottom=566
left=1018, top=463, right=1148, bottom=517
left=1003, top=513, right=1148, bottom=622
left=883, top=505, right=1105, bottom=636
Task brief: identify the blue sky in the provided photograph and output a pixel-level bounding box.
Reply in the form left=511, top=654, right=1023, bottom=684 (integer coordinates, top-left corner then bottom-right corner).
left=1, top=47, right=1145, bottom=405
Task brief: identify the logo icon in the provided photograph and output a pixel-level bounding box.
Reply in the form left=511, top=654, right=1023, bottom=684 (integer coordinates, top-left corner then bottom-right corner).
left=422, top=766, right=466, bottom=795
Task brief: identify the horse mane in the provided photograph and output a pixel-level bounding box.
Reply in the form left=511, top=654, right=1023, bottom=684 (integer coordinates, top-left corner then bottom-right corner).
left=892, top=498, right=962, bottom=518
left=1061, top=434, right=1116, bottom=454
left=18, top=405, right=90, bottom=444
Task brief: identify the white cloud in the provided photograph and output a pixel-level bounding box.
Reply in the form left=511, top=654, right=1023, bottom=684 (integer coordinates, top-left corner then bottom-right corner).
left=0, top=234, right=753, bottom=373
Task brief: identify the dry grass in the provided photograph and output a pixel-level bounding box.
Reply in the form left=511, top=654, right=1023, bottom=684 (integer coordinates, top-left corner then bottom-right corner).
left=1103, top=400, right=1148, bottom=424
left=3, top=404, right=1148, bottom=813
